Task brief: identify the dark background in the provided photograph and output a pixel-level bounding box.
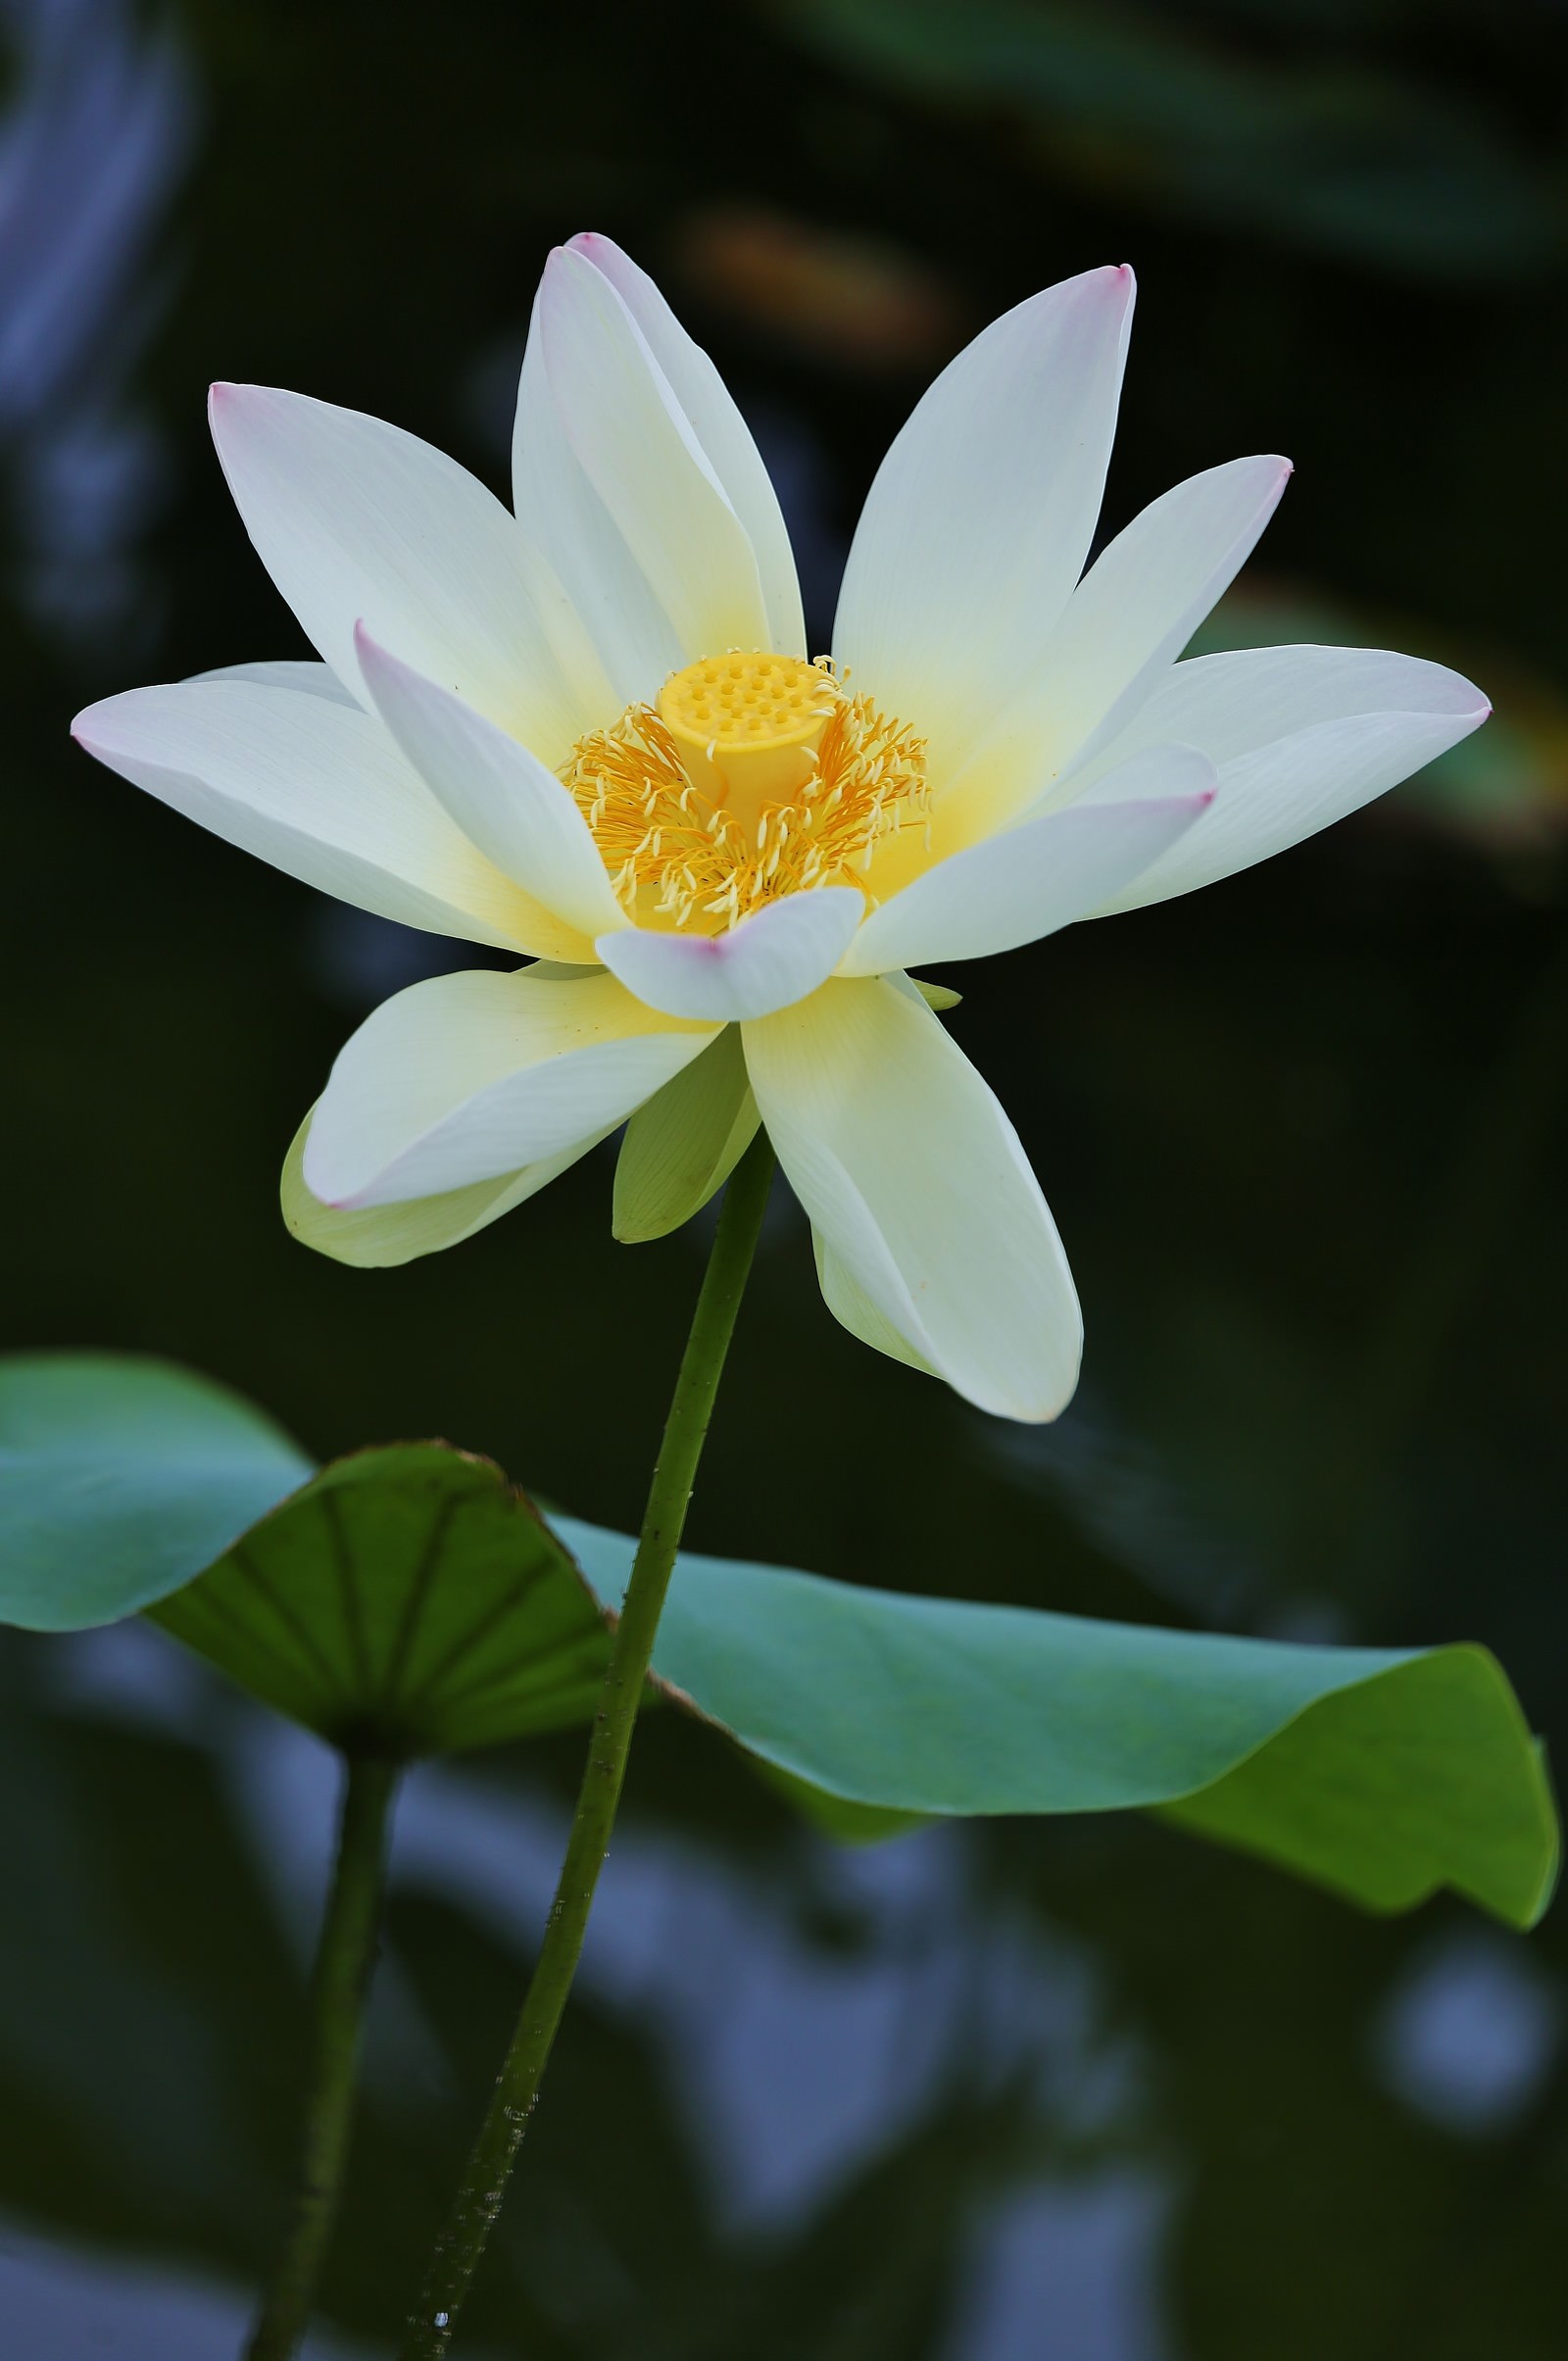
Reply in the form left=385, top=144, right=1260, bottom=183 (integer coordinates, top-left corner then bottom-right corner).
left=3, top=0, right=1567, bottom=2351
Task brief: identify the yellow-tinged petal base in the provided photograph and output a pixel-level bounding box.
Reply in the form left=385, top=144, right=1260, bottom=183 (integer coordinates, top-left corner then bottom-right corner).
left=559, top=653, right=929, bottom=932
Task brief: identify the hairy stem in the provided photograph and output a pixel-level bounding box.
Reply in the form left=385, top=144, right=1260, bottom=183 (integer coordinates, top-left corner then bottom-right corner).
left=400, top=1134, right=775, bottom=2357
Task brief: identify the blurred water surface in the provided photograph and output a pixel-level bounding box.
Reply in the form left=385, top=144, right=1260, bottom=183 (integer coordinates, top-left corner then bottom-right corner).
left=3, top=0, right=1567, bottom=2352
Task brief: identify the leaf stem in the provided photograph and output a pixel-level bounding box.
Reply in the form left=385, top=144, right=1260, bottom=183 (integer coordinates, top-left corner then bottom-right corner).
left=400, top=1132, right=775, bottom=2358
left=244, top=1750, right=400, bottom=2361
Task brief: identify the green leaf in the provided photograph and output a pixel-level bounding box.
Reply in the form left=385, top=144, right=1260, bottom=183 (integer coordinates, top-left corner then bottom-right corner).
left=558, top=1520, right=1559, bottom=1929
left=0, top=1353, right=611, bottom=1754
left=1156, top=1664, right=1558, bottom=1922
left=0, top=1353, right=1556, bottom=1923
left=0, top=1354, right=314, bottom=1629
left=150, top=1448, right=612, bottom=1754
left=613, top=1027, right=760, bottom=1244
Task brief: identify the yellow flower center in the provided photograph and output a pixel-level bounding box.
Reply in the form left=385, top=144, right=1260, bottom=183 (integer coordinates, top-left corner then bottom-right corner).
left=559, top=652, right=929, bottom=931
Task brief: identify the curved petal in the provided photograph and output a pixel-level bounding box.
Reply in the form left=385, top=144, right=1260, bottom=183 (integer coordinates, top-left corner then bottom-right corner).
left=513, top=287, right=683, bottom=708
left=188, top=659, right=359, bottom=705
left=743, top=977, right=1081, bottom=1421
left=597, top=888, right=863, bottom=1023
left=566, top=233, right=805, bottom=656
left=951, top=455, right=1291, bottom=840
left=1082, top=643, right=1489, bottom=772
left=843, top=745, right=1216, bottom=975
left=70, top=678, right=587, bottom=957
left=209, top=382, right=610, bottom=756
left=282, top=1105, right=612, bottom=1268
left=535, top=245, right=771, bottom=664
left=1075, top=646, right=1490, bottom=911
left=832, top=266, right=1134, bottom=778
left=354, top=625, right=624, bottom=940
left=304, top=965, right=715, bottom=1209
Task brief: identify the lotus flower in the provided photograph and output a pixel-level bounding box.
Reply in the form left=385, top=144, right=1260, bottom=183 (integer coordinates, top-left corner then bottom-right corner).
left=72, top=235, right=1488, bottom=1421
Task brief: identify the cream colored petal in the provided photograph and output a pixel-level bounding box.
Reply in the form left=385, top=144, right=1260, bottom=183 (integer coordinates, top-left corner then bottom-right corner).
left=354, top=625, right=624, bottom=940
left=743, top=977, right=1081, bottom=1421
left=597, top=888, right=863, bottom=1023
left=842, top=745, right=1215, bottom=974
left=1081, top=643, right=1488, bottom=772
left=951, top=454, right=1291, bottom=840
left=304, top=964, right=714, bottom=1209
left=209, top=382, right=608, bottom=755
left=566, top=233, right=805, bottom=656
left=282, top=1105, right=612, bottom=1268
left=71, top=677, right=586, bottom=957
left=613, top=1027, right=760, bottom=1244
left=832, top=266, right=1134, bottom=779
left=536, top=246, right=771, bottom=664
left=188, top=659, right=360, bottom=705
left=1076, top=646, right=1490, bottom=910
left=513, top=284, right=683, bottom=708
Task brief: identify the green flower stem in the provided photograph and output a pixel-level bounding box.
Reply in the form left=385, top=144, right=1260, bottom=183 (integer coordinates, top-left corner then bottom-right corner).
left=401, top=1132, right=775, bottom=2359
left=245, top=1750, right=400, bottom=2361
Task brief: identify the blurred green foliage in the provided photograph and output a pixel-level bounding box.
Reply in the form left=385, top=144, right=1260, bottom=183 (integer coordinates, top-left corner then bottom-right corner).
left=777, top=0, right=1564, bottom=278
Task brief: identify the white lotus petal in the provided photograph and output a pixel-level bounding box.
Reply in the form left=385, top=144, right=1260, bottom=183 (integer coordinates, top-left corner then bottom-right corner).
left=304, top=965, right=714, bottom=1209
left=71, top=678, right=585, bottom=956
left=209, top=382, right=609, bottom=755
left=597, top=888, right=863, bottom=1023
left=832, top=266, right=1135, bottom=778
left=1035, top=455, right=1292, bottom=775
left=354, top=625, right=624, bottom=940
left=1075, top=645, right=1490, bottom=910
left=1081, top=643, right=1488, bottom=772
left=567, top=233, right=805, bottom=656
left=843, top=745, right=1216, bottom=974
left=955, top=455, right=1291, bottom=839
left=282, top=1105, right=613, bottom=1268
left=188, top=659, right=360, bottom=706
left=743, top=977, right=1081, bottom=1420
left=536, top=246, right=771, bottom=666
left=513, top=286, right=683, bottom=708
left=1096, top=714, right=1483, bottom=911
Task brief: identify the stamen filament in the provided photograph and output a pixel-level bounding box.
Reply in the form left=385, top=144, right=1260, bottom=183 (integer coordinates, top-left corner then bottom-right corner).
left=558, top=657, right=929, bottom=930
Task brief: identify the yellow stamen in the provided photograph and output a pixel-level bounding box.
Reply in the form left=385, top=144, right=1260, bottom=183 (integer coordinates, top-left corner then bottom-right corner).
left=559, top=652, right=930, bottom=932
